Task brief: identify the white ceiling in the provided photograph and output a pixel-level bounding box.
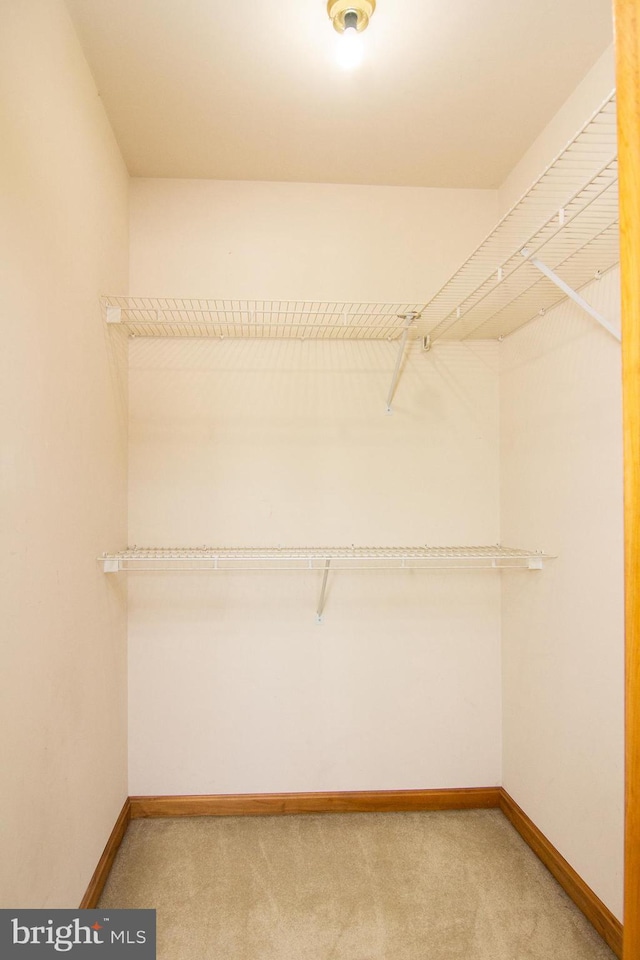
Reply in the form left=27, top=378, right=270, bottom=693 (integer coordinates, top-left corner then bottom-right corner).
left=65, top=0, right=613, bottom=188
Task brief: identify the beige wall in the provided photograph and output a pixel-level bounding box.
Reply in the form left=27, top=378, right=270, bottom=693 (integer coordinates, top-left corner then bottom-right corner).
left=498, top=45, right=615, bottom=215
left=497, top=53, right=624, bottom=920
left=130, top=179, right=498, bottom=303
left=0, top=1, right=128, bottom=906
left=127, top=182, right=503, bottom=794
left=500, top=268, right=624, bottom=918
left=128, top=337, right=502, bottom=794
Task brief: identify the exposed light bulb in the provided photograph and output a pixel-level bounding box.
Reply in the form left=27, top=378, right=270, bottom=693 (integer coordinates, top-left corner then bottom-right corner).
left=336, top=9, right=363, bottom=69
left=337, top=24, right=363, bottom=69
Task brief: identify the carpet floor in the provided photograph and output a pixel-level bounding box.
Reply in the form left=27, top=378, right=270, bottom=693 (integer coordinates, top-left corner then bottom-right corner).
left=98, top=809, right=616, bottom=960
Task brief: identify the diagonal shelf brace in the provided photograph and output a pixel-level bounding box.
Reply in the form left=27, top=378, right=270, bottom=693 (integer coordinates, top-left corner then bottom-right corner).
left=316, top=559, right=331, bottom=623
left=521, top=249, right=621, bottom=342
left=386, top=313, right=419, bottom=413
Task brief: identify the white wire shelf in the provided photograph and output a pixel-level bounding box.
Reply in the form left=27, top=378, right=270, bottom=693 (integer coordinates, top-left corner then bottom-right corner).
left=421, top=92, right=620, bottom=342
left=101, top=545, right=553, bottom=619
left=101, top=298, right=425, bottom=341
left=102, top=98, right=618, bottom=347
left=100, top=545, right=553, bottom=572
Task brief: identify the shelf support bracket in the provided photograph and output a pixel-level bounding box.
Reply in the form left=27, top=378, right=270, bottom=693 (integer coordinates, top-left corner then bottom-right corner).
left=521, top=250, right=621, bottom=342
left=102, top=556, right=120, bottom=573
left=386, top=313, right=419, bottom=413
left=316, top=559, right=331, bottom=623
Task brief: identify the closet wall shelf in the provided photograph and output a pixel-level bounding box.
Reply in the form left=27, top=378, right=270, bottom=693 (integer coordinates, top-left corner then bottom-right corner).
left=100, top=546, right=554, bottom=619
left=101, top=298, right=424, bottom=341
left=102, top=299, right=423, bottom=411
left=98, top=544, right=554, bottom=623
left=100, top=545, right=553, bottom=572
left=421, top=91, right=620, bottom=343
left=101, top=100, right=620, bottom=417
left=102, top=97, right=619, bottom=350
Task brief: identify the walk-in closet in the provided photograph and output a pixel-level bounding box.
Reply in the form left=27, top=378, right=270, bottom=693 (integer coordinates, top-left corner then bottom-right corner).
left=3, top=1, right=639, bottom=958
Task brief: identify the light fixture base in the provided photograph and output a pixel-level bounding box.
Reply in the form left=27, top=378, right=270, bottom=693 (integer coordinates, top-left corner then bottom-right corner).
left=327, top=0, right=376, bottom=33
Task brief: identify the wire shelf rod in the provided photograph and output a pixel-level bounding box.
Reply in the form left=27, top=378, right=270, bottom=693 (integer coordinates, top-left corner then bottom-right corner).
left=101, top=297, right=426, bottom=341
left=456, top=218, right=620, bottom=341
left=100, top=545, right=553, bottom=568
left=424, top=166, right=617, bottom=310
left=429, top=170, right=618, bottom=341
left=421, top=92, right=617, bottom=337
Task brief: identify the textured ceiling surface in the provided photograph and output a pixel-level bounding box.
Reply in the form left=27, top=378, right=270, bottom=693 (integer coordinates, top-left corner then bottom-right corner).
left=65, top=0, right=613, bottom=187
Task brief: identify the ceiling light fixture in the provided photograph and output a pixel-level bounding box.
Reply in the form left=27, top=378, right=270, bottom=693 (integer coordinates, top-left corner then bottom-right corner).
left=327, top=0, right=376, bottom=70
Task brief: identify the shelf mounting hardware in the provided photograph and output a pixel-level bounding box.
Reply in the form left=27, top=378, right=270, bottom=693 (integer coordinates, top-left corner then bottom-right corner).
left=99, top=546, right=554, bottom=620
left=317, top=559, right=331, bottom=623
left=386, top=312, right=419, bottom=414
left=521, top=249, right=621, bottom=342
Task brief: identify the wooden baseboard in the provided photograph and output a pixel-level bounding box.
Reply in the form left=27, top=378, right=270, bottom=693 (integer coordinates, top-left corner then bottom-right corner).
left=129, top=786, right=501, bottom=819
left=499, top=789, right=622, bottom=958
left=79, top=798, right=131, bottom=909
left=79, top=786, right=623, bottom=959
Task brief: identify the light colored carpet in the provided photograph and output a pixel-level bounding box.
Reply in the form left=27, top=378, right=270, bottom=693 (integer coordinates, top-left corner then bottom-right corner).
left=99, top=809, right=616, bottom=960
